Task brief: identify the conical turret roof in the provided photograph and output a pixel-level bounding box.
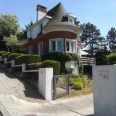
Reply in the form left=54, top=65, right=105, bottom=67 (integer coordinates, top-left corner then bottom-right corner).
left=45, top=2, right=78, bottom=28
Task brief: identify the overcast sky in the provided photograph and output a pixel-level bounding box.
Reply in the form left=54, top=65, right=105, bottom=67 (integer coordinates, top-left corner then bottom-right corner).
left=0, top=0, right=116, bottom=37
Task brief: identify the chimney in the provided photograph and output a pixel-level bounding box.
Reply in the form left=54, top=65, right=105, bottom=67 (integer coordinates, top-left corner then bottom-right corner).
left=36, top=5, right=47, bottom=21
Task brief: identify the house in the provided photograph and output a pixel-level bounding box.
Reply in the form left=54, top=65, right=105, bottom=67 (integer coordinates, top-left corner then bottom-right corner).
left=22, top=2, right=82, bottom=56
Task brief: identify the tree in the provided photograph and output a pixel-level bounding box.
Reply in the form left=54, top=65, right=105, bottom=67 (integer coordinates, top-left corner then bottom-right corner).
left=25, top=20, right=34, bottom=29
left=106, top=27, right=116, bottom=53
left=74, top=19, right=80, bottom=26
left=3, top=35, right=21, bottom=52
left=17, top=29, right=27, bottom=40
left=0, top=13, right=20, bottom=37
left=80, top=22, right=101, bottom=57
left=16, top=20, right=34, bottom=40
left=0, top=35, right=7, bottom=50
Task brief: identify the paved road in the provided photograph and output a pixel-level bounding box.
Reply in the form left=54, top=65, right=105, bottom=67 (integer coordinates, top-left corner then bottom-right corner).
left=0, top=68, right=94, bottom=116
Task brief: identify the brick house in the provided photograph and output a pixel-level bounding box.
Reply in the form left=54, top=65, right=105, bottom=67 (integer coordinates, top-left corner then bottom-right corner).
left=22, top=2, right=81, bottom=57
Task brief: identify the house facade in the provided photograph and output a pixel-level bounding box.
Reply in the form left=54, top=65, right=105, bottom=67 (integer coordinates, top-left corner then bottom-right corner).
left=22, top=2, right=82, bottom=56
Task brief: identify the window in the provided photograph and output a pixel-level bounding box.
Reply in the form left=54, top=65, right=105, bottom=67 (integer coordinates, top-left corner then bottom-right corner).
left=65, top=39, right=77, bottom=53
left=51, top=41, right=56, bottom=52
left=29, top=46, right=33, bottom=54
left=68, top=18, right=73, bottom=23
left=71, top=42, right=74, bottom=52
left=38, top=43, right=43, bottom=55
left=50, top=39, right=63, bottom=52
left=57, top=41, right=62, bottom=52
left=66, top=41, right=69, bottom=51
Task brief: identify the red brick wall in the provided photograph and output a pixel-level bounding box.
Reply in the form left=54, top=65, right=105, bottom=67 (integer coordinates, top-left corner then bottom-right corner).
left=22, top=31, right=81, bottom=54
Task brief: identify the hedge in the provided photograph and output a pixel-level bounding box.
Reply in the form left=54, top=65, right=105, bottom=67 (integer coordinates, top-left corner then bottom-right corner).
left=106, top=53, right=116, bottom=64
left=8, top=53, right=23, bottom=61
left=16, top=54, right=41, bottom=64
left=41, top=52, right=83, bottom=74
left=27, top=60, right=60, bottom=75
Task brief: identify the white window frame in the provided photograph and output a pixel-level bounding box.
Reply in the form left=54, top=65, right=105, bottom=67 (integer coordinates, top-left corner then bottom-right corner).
left=29, top=46, right=33, bottom=54
left=38, top=42, right=43, bottom=55
left=65, top=39, right=77, bottom=53
left=68, top=17, right=74, bottom=24
left=49, top=38, right=63, bottom=52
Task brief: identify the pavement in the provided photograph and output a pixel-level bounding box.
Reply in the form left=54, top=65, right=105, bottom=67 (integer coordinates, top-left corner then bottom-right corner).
left=0, top=68, right=94, bottom=116
left=0, top=94, right=94, bottom=116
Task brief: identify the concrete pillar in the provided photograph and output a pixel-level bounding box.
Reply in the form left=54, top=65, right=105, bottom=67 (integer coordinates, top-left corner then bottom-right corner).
left=39, top=68, right=53, bottom=100
left=0, top=56, right=2, bottom=61
left=11, top=60, right=15, bottom=67
left=22, top=63, right=26, bottom=72
left=4, top=58, right=7, bottom=64
left=93, top=65, right=116, bottom=116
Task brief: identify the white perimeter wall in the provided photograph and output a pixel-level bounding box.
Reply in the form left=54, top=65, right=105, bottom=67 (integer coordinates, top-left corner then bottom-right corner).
left=93, top=65, right=116, bottom=116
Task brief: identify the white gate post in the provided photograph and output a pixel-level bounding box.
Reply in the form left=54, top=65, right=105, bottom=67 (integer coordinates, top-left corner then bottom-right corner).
left=22, top=63, right=26, bottom=72
left=4, top=58, right=7, bottom=64
left=39, top=68, right=53, bottom=100
left=11, top=60, right=15, bottom=67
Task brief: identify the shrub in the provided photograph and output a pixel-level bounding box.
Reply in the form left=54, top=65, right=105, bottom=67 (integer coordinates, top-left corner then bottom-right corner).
left=73, top=79, right=84, bottom=90
left=95, top=51, right=107, bottom=65
left=41, top=60, right=60, bottom=75
left=1, top=52, right=12, bottom=58
left=69, top=74, right=88, bottom=88
left=16, top=54, right=41, bottom=64
left=106, top=53, right=116, bottom=64
left=41, top=52, right=83, bottom=74
left=0, top=51, right=8, bottom=56
left=8, top=53, right=22, bottom=61
left=27, top=60, right=60, bottom=75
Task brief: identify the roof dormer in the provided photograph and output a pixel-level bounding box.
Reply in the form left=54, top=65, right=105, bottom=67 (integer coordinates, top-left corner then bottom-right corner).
left=64, top=13, right=76, bottom=24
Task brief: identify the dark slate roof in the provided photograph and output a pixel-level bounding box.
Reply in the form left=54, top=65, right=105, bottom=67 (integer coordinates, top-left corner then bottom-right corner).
left=45, top=2, right=78, bottom=28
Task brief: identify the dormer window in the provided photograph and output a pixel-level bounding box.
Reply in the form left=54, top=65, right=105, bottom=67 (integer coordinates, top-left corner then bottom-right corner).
left=68, top=18, right=73, bottom=23
left=64, top=13, right=76, bottom=24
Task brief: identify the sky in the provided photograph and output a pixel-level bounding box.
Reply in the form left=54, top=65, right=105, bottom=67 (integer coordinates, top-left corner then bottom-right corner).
left=0, top=0, right=116, bottom=37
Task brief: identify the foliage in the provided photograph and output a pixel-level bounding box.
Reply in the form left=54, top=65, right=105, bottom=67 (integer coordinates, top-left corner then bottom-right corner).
left=0, top=13, right=20, bottom=37
left=80, top=22, right=101, bottom=57
left=106, top=53, right=116, bottom=64
left=0, top=35, right=7, bottom=51
left=16, top=20, right=34, bottom=40
left=26, top=60, right=60, bottom=79
left=16, top=54, right=41, bottom=64
left=74, top=18, right=80, bottom=26
left=69, top=74, right=88, bottom=86
left=3, top=35, right=21, bottom=52
left=8, top=53, right=22, bottom=61
left=73, top=79, right=84, bottom=90
left=0, top=51, right=7, bottom=56
left=106, top=27, right=116, bottom=53
left=41, top=60, right=60, bottom=75
left=1, top=52, right=12, bottom=58
left=95, top=51, right=106, bottom=65
left=69, top=74, right=89, bottom=90
left=41, top=52, right=83, bottom=74
left=25, top=20, right=34, bottom=29
left=16, top=29, right=27, bottom=40
left=27, top=60, right=60, bottom=75
left=75, top=54, right=83, bottom=73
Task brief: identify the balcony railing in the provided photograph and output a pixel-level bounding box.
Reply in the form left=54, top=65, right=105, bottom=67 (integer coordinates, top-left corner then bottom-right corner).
left=81, top=57, right=96, bottom=66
